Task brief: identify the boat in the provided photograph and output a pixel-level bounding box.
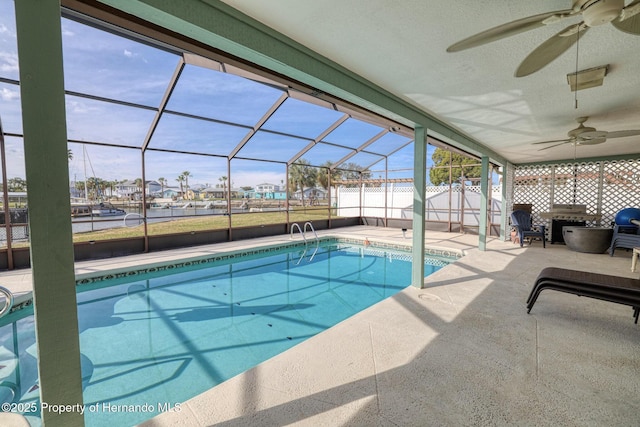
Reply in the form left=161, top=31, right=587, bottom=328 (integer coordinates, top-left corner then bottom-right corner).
left=92, top=203, right=126, bottom=217
left=71, top=202, right=126, bottom=217
left=71, top=204, right=92, bottom=217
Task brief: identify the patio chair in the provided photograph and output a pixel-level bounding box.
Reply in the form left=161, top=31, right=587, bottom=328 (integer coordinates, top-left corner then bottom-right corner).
left=527, top=267, right=640, bottom=324
left=510, top=210, right=546, bottom=248
left=608, top=224, right=640, bottom=256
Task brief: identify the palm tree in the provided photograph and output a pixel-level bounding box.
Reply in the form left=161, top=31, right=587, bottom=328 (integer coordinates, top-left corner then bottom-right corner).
left=317, top=161, right=341, bottom=190
left=176, top=174, right=185, bottom=199
left=134, top=178, right=143, bottom=200
left=181, top=171, right=192, bottom=199
left=289, top=159, right=317, bottom=207
left=106, top=180, right=118, bottom=198
left=182, top=171, right=191, bottom=190
left=158, top=177, right=167, bottom=197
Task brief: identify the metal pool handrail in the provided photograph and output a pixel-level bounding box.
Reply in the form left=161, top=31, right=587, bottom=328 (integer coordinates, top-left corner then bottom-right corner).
left=290, top=222, right=318, bottom=245
left=290, top=223, right=306, bottom=243
left=0, top=286, right=14, bottom=318
left=303, top=222, right=318, bottom=242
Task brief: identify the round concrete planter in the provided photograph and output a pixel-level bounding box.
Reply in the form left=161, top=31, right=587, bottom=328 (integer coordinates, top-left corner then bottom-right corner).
left=562, top=226, right=613, bottom=254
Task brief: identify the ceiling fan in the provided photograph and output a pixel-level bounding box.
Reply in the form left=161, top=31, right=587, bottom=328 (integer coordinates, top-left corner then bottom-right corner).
left=533, top=116, right=640, bottom=150
left=447, top=0, right=640, bottom=77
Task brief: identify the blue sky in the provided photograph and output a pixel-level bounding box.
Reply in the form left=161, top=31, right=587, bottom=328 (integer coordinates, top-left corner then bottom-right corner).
left=0, top=0, right=443, bottom=189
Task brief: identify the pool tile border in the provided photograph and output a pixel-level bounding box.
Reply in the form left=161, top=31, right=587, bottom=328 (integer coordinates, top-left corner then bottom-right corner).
left=75, top=236, right=462, bottom=287
left=0, top=236, right=463, bottom=321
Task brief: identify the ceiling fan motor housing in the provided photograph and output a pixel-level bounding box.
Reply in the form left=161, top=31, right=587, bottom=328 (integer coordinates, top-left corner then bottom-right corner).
left=568, top=125, right=595, bottom=138
left=579, top=0, right=624, bottom=26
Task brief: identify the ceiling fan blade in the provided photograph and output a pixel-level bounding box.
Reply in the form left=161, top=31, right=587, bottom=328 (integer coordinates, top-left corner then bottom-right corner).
left=537, top=141, right=572, bottom=151
left=531, top=138, right=571, bottom=145
left=577, top=137, right=607, bottom=146
left=612, top=0, right=640, bottom=35
left=579, top=130, right=608, bottom=140
left=604, top=130, right=640, bottom=138
left=515, top=24, right=588, bottom=77
left=446, top=9, right=574, bottom=52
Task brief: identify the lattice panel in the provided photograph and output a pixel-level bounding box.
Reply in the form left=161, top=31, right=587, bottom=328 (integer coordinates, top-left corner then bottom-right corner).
left=512, top=164, right=552, bottom=227
left=513, top=158, right=640, bottom=230
left=574, top=162, right=600, bottom=223
left=602, top=159, right=640, bottom=225
left=505, top=163, right=514, bottom=216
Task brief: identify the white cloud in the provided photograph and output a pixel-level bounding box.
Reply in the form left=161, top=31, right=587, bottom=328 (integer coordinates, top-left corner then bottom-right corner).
left=60, top=23, right=75, bottom=37
left=124, top=49, right=133, bottom=58
left=0, top=51, right=18, bottom=73
left=0, top=86, right=18, bottom=101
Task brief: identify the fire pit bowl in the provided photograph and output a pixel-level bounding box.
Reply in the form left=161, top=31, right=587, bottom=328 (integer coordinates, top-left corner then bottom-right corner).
left=562, top=226, right=613, bottom=254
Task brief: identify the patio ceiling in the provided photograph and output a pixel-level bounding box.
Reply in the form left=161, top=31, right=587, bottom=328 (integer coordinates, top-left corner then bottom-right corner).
left=217, top=0, right=640, bottom=165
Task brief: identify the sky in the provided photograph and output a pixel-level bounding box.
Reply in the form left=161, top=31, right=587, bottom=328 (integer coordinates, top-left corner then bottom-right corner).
left=0, top=1, right=475, bottom=190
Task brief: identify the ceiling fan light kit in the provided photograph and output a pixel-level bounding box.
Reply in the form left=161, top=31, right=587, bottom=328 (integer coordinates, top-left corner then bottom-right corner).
left=567, top=64, right=609, bottom=91
left=447, top=0, right=640, bottom=77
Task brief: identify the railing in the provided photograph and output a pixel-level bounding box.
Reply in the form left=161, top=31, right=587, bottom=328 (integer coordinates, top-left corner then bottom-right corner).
left=290, top=222, right=306, bottom=243
left=291, top=222, right=320, bottom=264
left=290, top=221, right=319, bottom=244
left=303, top=221, right=318, bottom=241
left=0, top=286, right=14, bottom=318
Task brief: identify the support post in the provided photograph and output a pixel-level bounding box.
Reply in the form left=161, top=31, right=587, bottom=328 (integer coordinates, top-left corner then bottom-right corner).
left=14, top=1, right=85, bottom=426
left=412, top=127, right=426, bottom=288
left=0, top=120, right=14, bottom=269
left=500, top=164, right=508, bottom=241
left=479, top=156, right=489, bottom=251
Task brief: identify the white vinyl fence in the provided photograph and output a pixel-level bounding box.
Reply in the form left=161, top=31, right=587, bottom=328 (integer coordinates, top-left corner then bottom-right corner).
left=333, top=184, right=503, bottom=227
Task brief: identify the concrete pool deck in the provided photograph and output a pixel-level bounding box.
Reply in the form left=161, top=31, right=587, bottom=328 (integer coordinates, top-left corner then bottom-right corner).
left=2, top=226, right=639, bottom=426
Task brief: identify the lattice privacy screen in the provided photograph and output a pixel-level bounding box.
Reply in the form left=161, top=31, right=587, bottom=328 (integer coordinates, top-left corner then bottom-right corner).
left=510, top=159, right=640, bottom=230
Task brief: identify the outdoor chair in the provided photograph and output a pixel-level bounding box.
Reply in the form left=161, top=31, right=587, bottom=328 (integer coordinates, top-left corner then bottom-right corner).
left=608, top=224, right=640, bottom=256
left=510, top=210, right=546, bottom=248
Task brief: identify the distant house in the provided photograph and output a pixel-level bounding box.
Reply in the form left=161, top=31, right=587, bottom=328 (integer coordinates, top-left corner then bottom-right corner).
left=253, top=190, right=287, bottom=200
left=200, top=187, right=225, bottom=199
left=115, top=180, right=162, bottom=199
left=115, top=180, right=140, bottom=199
left=293, top=187, right=327, bottom=203
left=254, top=183, right=286, bottom=199
left=146, top=180, right=161, bottom=195
left=160, top=188, right=181, bottom=199
left=183, top=188, right=202, bottom=200
left=199, top=187, right=242, bottom=199
left=255, top=183, right=280, bottom=193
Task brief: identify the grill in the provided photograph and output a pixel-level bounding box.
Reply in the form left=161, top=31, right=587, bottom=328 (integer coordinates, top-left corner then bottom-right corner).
left=540, top=204, right=602, bottom=244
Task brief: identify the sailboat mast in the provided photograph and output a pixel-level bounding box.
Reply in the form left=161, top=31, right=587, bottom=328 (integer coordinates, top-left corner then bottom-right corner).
left=83, top=145, right=88, bottom=201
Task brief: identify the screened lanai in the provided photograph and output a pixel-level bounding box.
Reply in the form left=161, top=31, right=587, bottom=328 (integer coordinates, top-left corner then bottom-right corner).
left=3, top=1, right=640, bottom=427
left=0, top=1, right=503, bottom=270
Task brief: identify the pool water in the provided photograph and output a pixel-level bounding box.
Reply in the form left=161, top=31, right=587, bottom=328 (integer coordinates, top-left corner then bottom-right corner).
left=0, top=241, right=452, bottom=426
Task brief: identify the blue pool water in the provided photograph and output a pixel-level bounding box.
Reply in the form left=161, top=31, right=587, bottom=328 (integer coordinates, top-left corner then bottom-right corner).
left=0, top=240, right=454, bottom=426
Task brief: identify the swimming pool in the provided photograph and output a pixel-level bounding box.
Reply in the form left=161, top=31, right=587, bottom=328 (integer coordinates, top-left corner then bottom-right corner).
left=0, top=239, right=457, bottom=426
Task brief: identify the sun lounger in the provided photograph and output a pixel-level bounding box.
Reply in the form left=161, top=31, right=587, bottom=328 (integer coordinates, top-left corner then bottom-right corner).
left=526, top=267, right=640, bottom=324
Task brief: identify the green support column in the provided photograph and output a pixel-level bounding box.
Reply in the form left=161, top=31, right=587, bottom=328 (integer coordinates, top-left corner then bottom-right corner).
left=479, top=156, right=489, bottom=251
left=412, top=127, right=426, bottom=288
left=500, top=164, right=508, bottom=241
left=14, top=1, right=85, bottom=426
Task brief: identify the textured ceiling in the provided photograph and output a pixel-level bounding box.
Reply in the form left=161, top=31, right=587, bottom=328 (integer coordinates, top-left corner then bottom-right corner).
left=220, top=0, right=640, bottom=165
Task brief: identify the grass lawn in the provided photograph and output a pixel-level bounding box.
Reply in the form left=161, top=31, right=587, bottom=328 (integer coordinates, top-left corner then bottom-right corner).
left=70, top=209, right=340, bottom=243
